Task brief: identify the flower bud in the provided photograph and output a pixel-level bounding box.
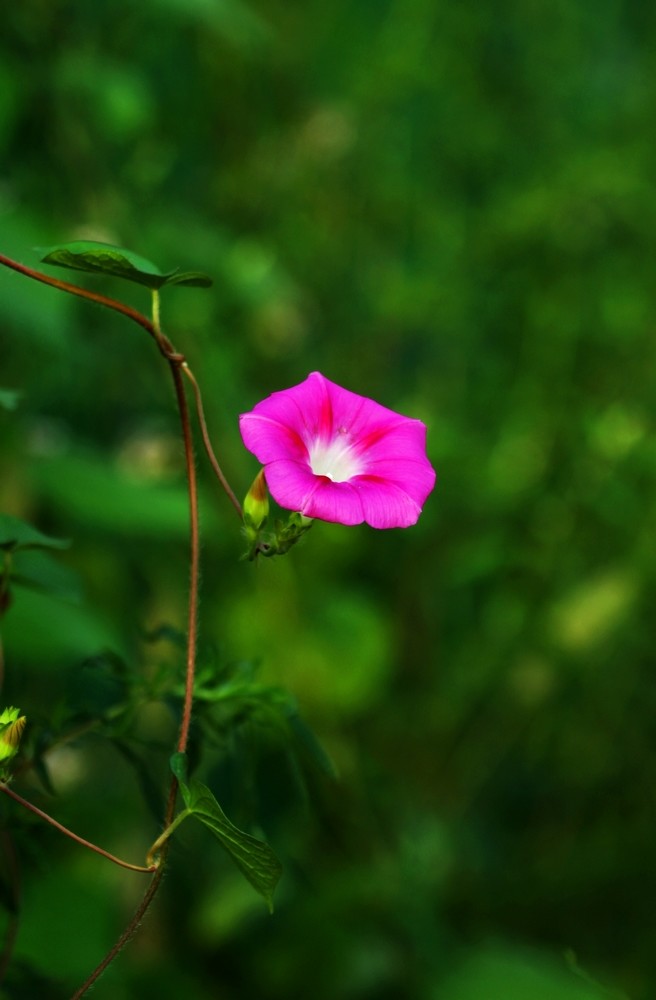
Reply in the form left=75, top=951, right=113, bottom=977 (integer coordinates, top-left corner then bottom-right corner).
left=243, top=469, right=269, bottom=531
left=272, top=511, right=314, bottom=554
left=0, top=707, right=26, bottom=765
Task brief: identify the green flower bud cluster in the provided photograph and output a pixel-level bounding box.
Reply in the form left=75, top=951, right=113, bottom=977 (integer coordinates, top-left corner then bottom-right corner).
left=0, top=706, right=26, bottom=778
left=242, top=470, right=312, bottom=560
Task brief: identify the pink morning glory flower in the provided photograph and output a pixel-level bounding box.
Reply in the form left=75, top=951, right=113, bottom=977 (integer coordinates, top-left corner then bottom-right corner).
left=239, top=372, right=436, bottom=529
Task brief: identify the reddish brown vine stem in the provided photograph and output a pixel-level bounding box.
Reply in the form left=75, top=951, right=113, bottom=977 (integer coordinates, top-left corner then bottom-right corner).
left=169, top=359, right=200, bottom=757
left=0, top=251, right=239, bottom=996
left=0, top=784, right=156, bottom=874
left=70, top=344, right=199, bottom=998
left=0, top=252, right=213, bottom=761
left=0, top=253, right=242, bottom=514
left=69, top=859, right=168, bottom=1000
left=0, top=253, right=157, bottom=340
left=182, top=364, right=243, bottom=518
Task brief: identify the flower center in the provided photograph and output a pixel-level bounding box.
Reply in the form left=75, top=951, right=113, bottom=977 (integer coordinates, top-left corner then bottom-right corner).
left=309, top=432, right=362, bottom=482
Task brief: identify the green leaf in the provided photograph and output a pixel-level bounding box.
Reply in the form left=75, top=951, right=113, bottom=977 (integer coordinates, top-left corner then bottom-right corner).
left=11, top=549, right=81, bottom=602
left=0, top=514, right=70, bottom=553
left=0, top=389, right=21, bottom=411
left=185, top=781, right=283, bottom=912
left=36, top=240, right=212, bottom=290
left=170, top=753, right=282, bottom=912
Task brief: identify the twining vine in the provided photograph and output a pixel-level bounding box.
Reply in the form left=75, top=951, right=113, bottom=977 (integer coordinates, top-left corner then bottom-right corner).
left=0, top=240, right=435, bottom=997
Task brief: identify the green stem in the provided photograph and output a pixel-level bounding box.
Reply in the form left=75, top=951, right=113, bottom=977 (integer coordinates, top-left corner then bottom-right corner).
left=151, top=288, right=162, bottom=337
left=0, top=784, right=156, bottom=874
left=145, top=807, right=191, bottom=868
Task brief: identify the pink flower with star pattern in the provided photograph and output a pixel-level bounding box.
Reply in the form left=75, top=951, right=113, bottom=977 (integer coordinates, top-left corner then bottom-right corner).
left=239, top=372, right=436, bottom=529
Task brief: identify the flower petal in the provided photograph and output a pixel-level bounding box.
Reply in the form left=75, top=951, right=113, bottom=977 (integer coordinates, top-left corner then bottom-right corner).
left=302, top=479, right=366, bottom=526
left=359, top=456, right=436, bottom=505
left=241, top=373, right=333, bottom=449
left=261, top=460, right=322, bottom=514
left=354, top=477, right=424, bottom=528
left=239, top=412, right=308, bottom=464
left=240, top=372, right=436, bottom=529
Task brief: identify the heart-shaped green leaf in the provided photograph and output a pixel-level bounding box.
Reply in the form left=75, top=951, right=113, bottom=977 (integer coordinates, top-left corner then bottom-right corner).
left=36, top=241, right=212, bottom=290
left=170, top=753, right=282, bottom=911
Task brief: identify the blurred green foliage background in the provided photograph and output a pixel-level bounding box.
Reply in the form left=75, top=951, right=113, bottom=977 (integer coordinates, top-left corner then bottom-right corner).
left=2, top=0, right=656, bottom=997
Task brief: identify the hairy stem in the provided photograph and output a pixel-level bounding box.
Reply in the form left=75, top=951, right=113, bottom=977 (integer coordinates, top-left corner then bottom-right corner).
left=68, top=292, right=202, bottom=998
left=69, top=357, right=199, bottom=998
left=0, top=252, right=233, bottom=994
left=69, top=861, right=168, bottom=1000
left=169, top=360, right=200, bottom=757
left=153, top=290, right=202, bottom=755
left=0, top=784, right=156, bottom=874
left=0, top=253, right=244, bottom=514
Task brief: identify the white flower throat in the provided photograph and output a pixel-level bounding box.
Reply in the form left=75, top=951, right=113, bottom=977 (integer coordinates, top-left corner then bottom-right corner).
left=309, top=430, right=363, bottom=482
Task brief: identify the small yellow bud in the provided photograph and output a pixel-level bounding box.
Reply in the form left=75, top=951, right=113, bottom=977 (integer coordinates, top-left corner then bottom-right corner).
left=0, top=707, right=26, bottom=764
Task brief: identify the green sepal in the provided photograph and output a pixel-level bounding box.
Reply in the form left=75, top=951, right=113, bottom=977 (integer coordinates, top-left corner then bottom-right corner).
left=243, top=510, right=313, bottom=560
left=170, top=753, right=282, bottom=912
left=36, top=241, right=213, bottom=290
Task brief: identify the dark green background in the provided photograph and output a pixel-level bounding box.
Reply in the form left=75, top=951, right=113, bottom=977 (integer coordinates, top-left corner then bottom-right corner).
left=2, top=1, right=655, bottom=997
